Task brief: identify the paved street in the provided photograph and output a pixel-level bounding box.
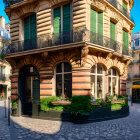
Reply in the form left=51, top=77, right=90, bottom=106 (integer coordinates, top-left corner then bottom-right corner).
left=1, top=101, right=140, bottom=140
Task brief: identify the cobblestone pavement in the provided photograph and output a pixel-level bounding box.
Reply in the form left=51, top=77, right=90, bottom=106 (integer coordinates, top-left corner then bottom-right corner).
left=1, top=101, right=140, bottom=140
left=0, top=101, right=10, bottom=140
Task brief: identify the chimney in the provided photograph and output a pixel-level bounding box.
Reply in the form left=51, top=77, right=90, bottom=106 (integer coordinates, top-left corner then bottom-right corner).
left=0, top=16, right=5, bottom=29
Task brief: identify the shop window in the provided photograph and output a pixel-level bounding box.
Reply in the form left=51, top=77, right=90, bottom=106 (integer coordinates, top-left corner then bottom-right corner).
left=55, top=62, right=72, bottom=98
left=91, top=64, right=105, bottom=98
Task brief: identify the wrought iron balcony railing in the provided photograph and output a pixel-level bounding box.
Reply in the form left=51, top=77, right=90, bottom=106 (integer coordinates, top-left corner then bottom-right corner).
left=3, top=0, right=24, bottom=7
left=106, top=0, right=134, bottom=23
left=5, top=29, right=131, bottom=57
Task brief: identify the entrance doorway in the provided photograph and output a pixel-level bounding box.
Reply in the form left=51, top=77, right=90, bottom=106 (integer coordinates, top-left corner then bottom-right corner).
left=18, top=65, right=40, bottom=116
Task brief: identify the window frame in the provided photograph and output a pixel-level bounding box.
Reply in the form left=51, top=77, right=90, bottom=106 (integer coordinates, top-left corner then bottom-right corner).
left=52, top=3, right=72, bottom=34
left=90, top=64, right=105, bottom=99
left=108, top=68, right=119, bottom=95
left=55, top=62, right=72, bottom=97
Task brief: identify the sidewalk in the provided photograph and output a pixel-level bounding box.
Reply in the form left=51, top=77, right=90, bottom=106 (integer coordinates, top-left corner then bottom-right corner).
left=0, top=101, right=17, bottom=140
left=1, top=101, right=140, bottom=140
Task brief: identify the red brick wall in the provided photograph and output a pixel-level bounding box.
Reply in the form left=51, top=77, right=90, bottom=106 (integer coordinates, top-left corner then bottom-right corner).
left=72, top=71, right=90, bottom=95
left=11, top=76, right=18, bottom=100
left=40, top=75, right=53, bottom=97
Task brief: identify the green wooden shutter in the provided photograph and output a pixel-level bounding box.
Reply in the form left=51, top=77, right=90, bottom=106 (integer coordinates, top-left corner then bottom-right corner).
left=110, top=21, right=115, bottom=40
left=123, top=1, right=127, bottom=10
left=98, top=12, right=103, bottom=35
left=90, top=9, right=96, bottom=33
left=30, top=14, right=37, bottom=39
left=24, top=16, right=30, bottom=40
left=54, top=7, right=61, bottom=34
left=125, top=32, right=129, bottom=47
left=63, top=4, right=70, bottom=32
left=123, top=30, right=129, bottom=47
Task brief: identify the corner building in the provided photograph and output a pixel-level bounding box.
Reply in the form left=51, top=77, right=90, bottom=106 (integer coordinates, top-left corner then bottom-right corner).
left=4, top=0, right=134, bottom=115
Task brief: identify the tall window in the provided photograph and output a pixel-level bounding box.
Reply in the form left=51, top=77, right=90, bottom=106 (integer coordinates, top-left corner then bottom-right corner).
left=56, top=62, right=72, bottom=98
left=53, top=4, right=71, bottom=34
left=24, top=13, right=37, bottom=40
left=91, top=64, right=105, bottom=98
left=90, top=9, right=103, bottom=35
left=110, top=21, right=116, bottom=40
left=108, top=68, right=119, bottom=95
left=123, top=29, right=129, bottom=47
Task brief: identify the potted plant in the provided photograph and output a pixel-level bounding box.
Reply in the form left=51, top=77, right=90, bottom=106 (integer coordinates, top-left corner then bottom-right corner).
left=11, top=100, right=18, bottom=116
left=70, top=96, right=91, bottom=123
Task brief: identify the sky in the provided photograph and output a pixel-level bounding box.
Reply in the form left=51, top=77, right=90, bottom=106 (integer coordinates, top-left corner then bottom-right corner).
left=0, top=0, right=139, bottom=33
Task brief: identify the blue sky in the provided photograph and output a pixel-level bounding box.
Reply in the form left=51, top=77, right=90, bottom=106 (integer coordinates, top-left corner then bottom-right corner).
left=0, top=0, right=10, bottom=23
left=0, top=0, right=139, bottom=33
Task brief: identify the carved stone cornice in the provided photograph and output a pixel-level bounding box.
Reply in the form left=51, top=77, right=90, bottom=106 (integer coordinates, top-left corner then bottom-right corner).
left=49, top=0, right=71, bottom=7
left=91, top=0, right=106, bottom=12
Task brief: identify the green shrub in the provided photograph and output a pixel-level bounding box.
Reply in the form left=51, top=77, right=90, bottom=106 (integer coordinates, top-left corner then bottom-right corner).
left=40, top=96, right=71, bottom=112
left=12, top=100, right=18, bottom=108
left=107, top=95, right=114, bottom=101
left=70, top=95, right=91, bottom=115
left=117, top=95, right=128, bottom=101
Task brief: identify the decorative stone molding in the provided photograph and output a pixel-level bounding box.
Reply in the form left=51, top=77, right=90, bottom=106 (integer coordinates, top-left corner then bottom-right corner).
left=81, top=46, right=89, bottom=67
left=50, top=0, right=71, bottom=7
left=91, top=0, right=106, bottom=12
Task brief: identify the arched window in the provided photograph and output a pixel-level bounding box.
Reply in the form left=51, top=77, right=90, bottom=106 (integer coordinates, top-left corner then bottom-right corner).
left=56, top=62, right=72, bottom=98
left=108, top=68, right=119, bottom=95
left=91, top=64, right=105, bottom=98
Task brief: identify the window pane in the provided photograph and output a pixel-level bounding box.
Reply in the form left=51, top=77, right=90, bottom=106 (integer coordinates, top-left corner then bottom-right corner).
left=97, top=64, right=103, bottom=74
left=64, top=73, right=72, bottom=98
left=91, top=75, right=95, bottom=96
left=56, top=74, right=62, bottom=97
left=108, top=77, right=111, bottom=95
left=91, top=65, right=96, bottom=73
left=113, top=68, right=117, bottom=76
left=64, top=62, right=71, bottom=72
left=112, top=77, right=117, bottom=95
left=56, top=63, right=62, bottom=73
left=97, top=76, right=102, bottom=98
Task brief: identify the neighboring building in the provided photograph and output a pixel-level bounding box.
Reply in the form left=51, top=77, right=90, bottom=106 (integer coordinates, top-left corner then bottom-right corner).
left=4, top=0, right=134, bottom=115
left=127, top=32, right=140, bottom=102
left=0, top=16, right=11, bottom=99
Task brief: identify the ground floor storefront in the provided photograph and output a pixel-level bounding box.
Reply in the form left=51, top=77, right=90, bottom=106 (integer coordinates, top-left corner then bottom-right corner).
left=6, top=46, right=130, bottom=115
left=0, top=84, right=8, bottom=100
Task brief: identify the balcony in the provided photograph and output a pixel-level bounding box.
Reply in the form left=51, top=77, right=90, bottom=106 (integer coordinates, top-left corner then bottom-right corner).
left=0, top=74, right=9, bottom=82
left=5, top=29, right=131, bottom=57
left=106, top=0, right=134, bottom=23
left=3, top=0, right=24, bottom=7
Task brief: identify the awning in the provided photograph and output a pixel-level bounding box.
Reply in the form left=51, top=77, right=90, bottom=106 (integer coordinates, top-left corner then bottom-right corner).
left=131, top=85, right=140, bottom=89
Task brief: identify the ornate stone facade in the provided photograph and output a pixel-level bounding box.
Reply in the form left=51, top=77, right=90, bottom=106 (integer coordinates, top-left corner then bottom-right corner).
left=4, top=0, right=134, bottom=106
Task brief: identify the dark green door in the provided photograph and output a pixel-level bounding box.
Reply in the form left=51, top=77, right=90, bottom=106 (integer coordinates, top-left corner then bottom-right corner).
left=33, top=80, right=40, bottom=102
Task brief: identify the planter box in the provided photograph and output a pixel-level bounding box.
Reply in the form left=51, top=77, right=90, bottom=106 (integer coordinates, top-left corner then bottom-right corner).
left=32, top=106, right=129, bottom=123
left=38, top=110, right=71, bottom=121
left=51, top=100, right=72, bottom=105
